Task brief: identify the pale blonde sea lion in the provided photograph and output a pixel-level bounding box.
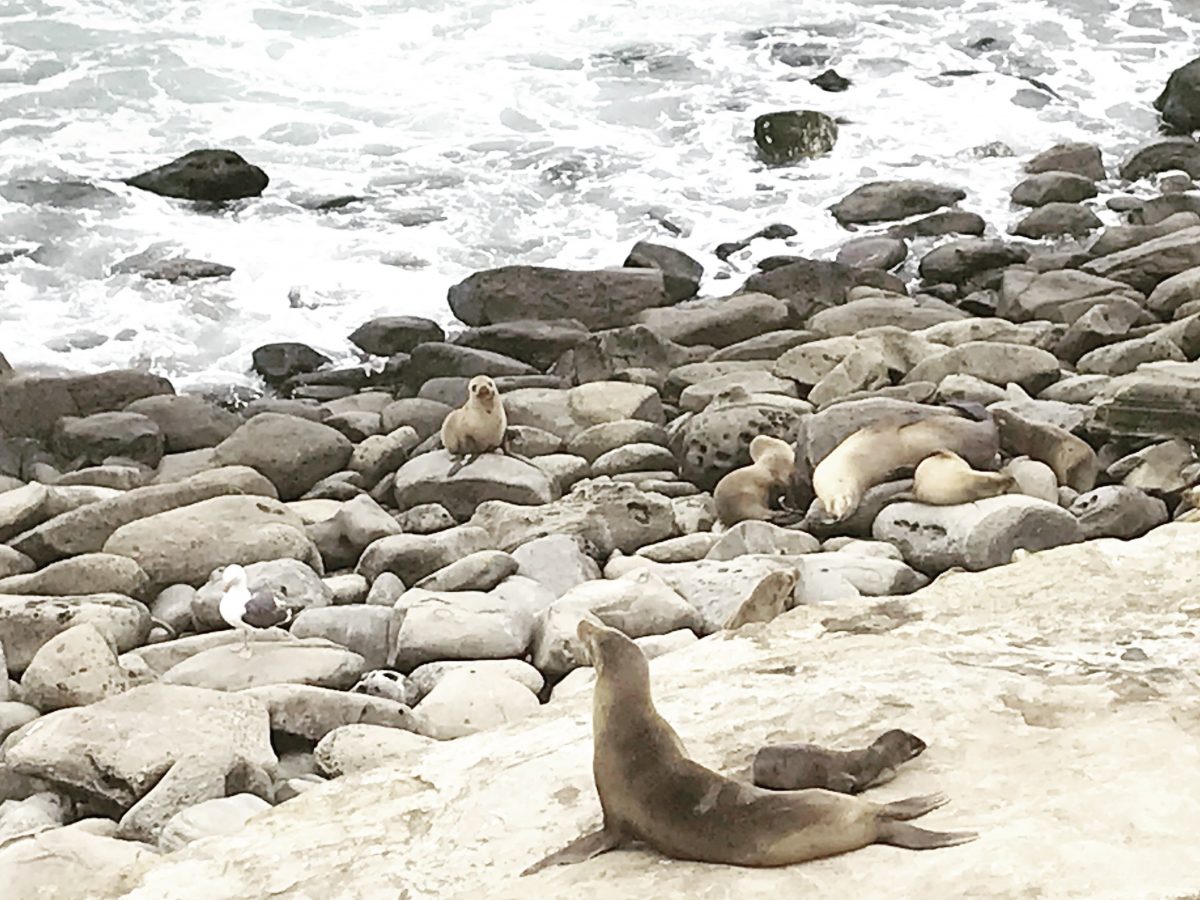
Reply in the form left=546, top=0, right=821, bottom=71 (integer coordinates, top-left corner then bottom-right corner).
left=723, top=568, right=799, bottom=630
left=522, top=621, right=976, bottom=875
left=911, top=450, right=1015, bottom=504
left=713, top=435, right=798, bottom=527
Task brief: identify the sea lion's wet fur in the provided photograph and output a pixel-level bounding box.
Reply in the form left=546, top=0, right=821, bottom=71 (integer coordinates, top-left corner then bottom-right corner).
left=812, top=414, right=999, bottom=520
left=991, top=408, right=1098, bottom=492
left=713, top=435, right=799, bottom=527
left=752, top=729, right=928, bottom=794
left=522, top=622, right=976, bottom=874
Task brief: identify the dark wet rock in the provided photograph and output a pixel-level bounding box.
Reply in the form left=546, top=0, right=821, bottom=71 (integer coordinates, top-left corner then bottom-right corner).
left=241, top=398, right=328, bottom=422
left=1081, top=225, right=1200, bottom=293
left=0, top=369, right=174, bottom=442
left=1070, top=486, right=1169, bottom=540
left=886, top=210, right=986, bottom=239
left=634, top=292, right=789, bottom=347
left=742, top=258, right=903, bottom=319
left=1012, top=202, right=1103, bottom=239
left=408, top=342, right=537, bottom=381
left=1010, top=171, right=1097, bottom=207
left=623, top=241, right=703, bottom=302
left=1119, top=138, right=1200, bottom=182
left=918, top=239, right=1029, bottom=284
left=753, top=110, right=837, bottom=164
left=1130, top=193, right=1200, bottom=227
left=450, top=320, right=588, bottom=371
left=212, top=413, right=352, bottom=501
left=550, top=325, right=702, bottom=386
left=110, top=255, right=234, bottom=282
left=283, top=366, right=371, bottom=396
left=1088, top=211, right=1200, bottom=257
left=1158, top=174, right=1196, bottom=193
left=124, top=149, right=269, bottom=202
left=830, top=181, right=966, bottom=226
left=348, top=317, right=444, bottom=356
left=834, top=236, right=908, bottom=270
left=123, top=395, right=240, bottom=452
left=811, top=69, right=850, bottom=92
left=52, top=411, right=163, bottom=468
left=1024, top=142, right=1105, bottom=181
left=251, top=343, right=331, bottom=387
left=1154, top=57, right=1200, bottom=134
left=713, top=223, right=797, bottom=262
left=447, top=266, right=668, bottom=330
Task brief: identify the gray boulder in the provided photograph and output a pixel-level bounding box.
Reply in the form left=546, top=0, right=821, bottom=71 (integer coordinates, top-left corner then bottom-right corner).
left=239, top=684, right=416, bottom=741
left=19, top=623, right=129, bottom=712
left=213, top=413, right=352, bottom=501
left=0, top=593, right=150, bottom=675
left=830, top=181, right=965, bottom=225
left=1070, top=486, right=1169, bottom=540
left=160, top=638, right=365, bottom=691
left=191, top=558, right=332, bottom=631
left=357, top=525, right=494, bottom=584
left=392, top=450, right=557, bottom=520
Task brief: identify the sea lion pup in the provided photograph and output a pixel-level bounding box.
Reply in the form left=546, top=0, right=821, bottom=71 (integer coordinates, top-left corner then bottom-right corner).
left=990, top=408, right=1099, bottom=492
left=723, top=568, right=798, bottom=630
left=909, top=450, right=1015, bottom=504
left=812, top=412, right=999, bottom=520
left=521, top=621, right=975, bottom=875
left=439, top=375, right=508, bottom=474
left=752, top=729, right=928, bottom=794
left=713, top=434, right=800, bottom=527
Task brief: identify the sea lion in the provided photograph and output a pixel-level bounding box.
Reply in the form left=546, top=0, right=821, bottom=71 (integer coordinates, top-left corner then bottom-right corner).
left=522, top=621, right=975, bottom=875
left=723, top=569, right=799, bottom=630
left=752, top=729, right=928, bottom=794
left=812, top=413, right=999, bottom=520
left=990, top=408, right=1098, bottom=492
left=909, top=450, right=1015, bottom=504
left=441, top=375, right=507, bottom=460
left=713, top=435, right=800, bottom=527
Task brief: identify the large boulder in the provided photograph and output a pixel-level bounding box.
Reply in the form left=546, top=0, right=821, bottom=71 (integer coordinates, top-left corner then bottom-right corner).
left=0, top=593, right=150, bottom=674
left=623, top=242, right=703, bottom=302
left=392, top=450, right=558, bottom=520
left=0, top=369, right=173, bottom=441
left=0, top=552, right=149, bottom=599
left=19, top=623, right=129, bottom=712
left=1119, top=137, right=1200, bottom=182
left=1081, top=225, right=1200, bottom=292
left=502, top=382, right=663, bottom=442
left=124, top=394, right=241, bottom=452
left=52, top=411, right=164, bottom=468
left=752, top=110, right=838, bottom=163
left=349, top=316, right=445, bottom=356
left=159, top=638, right=365, bottom=692
left=830, top=180, right=965, bottom=225
left=213, top=413, right=353, bottom=501
left=1155, top=58, right=1200, bottom=133
left=124, top=149, right=269, bottom=201
left=447, top=266, right=669, bottom=330
left=741, top=258, right=902, bottom=320
left=357, top=526, right=494, bottom=585
left=633, top=293, right=788, bottom=347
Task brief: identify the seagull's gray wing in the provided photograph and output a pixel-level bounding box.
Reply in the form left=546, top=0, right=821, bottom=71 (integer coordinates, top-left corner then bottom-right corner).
left=241, top=590, right=290, bottom=629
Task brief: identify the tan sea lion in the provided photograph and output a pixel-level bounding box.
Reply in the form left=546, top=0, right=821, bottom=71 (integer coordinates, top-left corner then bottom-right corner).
left=752, top=729, right=928, bottom=794
left=910, top=450, right=1015, bottom=504
left=812, top=413, right=999, bottom=520
left=522, top=621, right=976, bottom=875
left=990, top=408, right=1098, bottom=492
left=441, top=375, right=507, bottom=458
left=723, top=569, right=799, bottom=630
left=713, top=435, right=799, bottom=526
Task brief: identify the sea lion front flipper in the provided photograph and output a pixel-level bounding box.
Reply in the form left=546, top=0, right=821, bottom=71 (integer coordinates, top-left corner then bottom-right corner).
left=520, top=826, right=626, bottom=876
left=446, top=454, right=474, bottom=477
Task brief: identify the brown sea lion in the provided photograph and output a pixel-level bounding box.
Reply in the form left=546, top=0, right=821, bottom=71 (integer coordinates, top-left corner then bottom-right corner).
left=713, top=435, right=799, bottom=527
left=723, top=569, right=799, bottom=630
left=521, top=621, right=976, bottom=875
left=752, top=729, right=928, bottom=794
left=440, top=375, right=536, bottom=476
left=812, top=413, right=1000, bottom=520
left=910, top=450, right=1015, bottom=504
left=990, top=408, right=1098, bottom=492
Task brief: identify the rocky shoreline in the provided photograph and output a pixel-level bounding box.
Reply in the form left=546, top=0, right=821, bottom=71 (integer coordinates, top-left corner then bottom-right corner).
left=3, top=55, right=1200, bottom=899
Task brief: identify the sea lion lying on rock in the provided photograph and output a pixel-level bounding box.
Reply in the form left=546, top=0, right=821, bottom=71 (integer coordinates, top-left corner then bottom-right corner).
left=522, top=621, right=975, bottom=875
left=909, top=450, right=1015, bottom=504
left=752, top=729, right=928, bottom=794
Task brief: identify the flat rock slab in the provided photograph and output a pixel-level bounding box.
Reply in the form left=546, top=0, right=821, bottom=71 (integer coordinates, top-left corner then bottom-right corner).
left=159, top=639, right=366, bottom=692
left=239, top=684, right=416, bottom=741
left=393, top=450, right=558, bottom=520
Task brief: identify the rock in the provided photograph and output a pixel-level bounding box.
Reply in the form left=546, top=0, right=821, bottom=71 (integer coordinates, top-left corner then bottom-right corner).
left=1010, top=172, right=1097, bottom=207
left=1025, top=142, right=1105, bottom=181
left=409, top=342, right=537, bottom=380
left=393, top=581, right=543, bottom=670
left=306, top=494, right=402, bottom=571
left=1154, top=58, right=1200, bottom=133
left=350, top=426, right=418, bottom=488
left=742, top=258, right=903, bottom=320
left=448, top=266, right=668, bottom=330
left=873, top=495, right=1084, bottom=574
left=18, top=623, right=128, bottom=712
left=634, top=293, right=788, bottom=347
left=1002, top=457, right=1060, bottom=503
left=357, top=525, right=493, bottom=585
left=240, top=683, right=415, bottom=741
left=192, top=558, right=332, bottom=631
left=469, top=481, right=677, bottom=557
left=1054, top=299, right=1147, bottom=364
left=124, top=149, right=268, bottom=201
left=0, top=702, right=39, bottom=741
left=2, top=684, right=274, bottom=812
left=350, top=669, right=418, bottom=706
left=290, top=606, right=397, bottom=670
left=1086, top=363, right=1200, bottom=438
left=0, top=553, right=148, bottom=599
left=634, top=533, right=718, bottom=562
left=349, top=316, right=444, bottom=356
left=451, top=320, right=588, bottom=371
left=150, top=584, right=195, bottom=634
left=0, top=593, right=149, bottom=675
left=705, top=521, right=819, bottom=560
left=313, top=724, right=433, bottom=778
left=936, top=373, right=1006, bottom=405
left=918, top=239, right=1029, bottom=284
left=1147, top=265, right=1200, bottom=317
left=886, top=210, right=986, bottom=239
left=250, top=343, right=331, bottom=387
left=753, top=110, right=837, bottom=163
left=392, top=450, right=557, bottom=520
left=380, top=398, right=453, bottom=442
left=808, top=295, right=964, bottom=336
left=1070, top=487, right=1169, bottom=540
left=324, top=574, right=368, bottom=604
left=0, top=545, right=33, bottom=579
left=413, top=670, right=539, bottom=741
left=56, top=464, right=150, bottom=491
left=0, top=791, right=68, bottom=836
left=159, top=794, right=272, bottom=852
left=903, top=341, right=1059, bottom=393
left=502, top=382, right=663, bottom=443
left=1082, top=224, right=1200, bottom=293
left=160, top=638, right=365, bottom=691
left=124, top=394, right=241, bottom=452
left=414, top=551, right=518, bottom=593
left=830, top=181, right=966, bottom=225
left=0, top=482, right=51, bottom=543
left=591, top=443, right=677, bottom=476
left=406, top=659, right=545, bottom=703
left=834, top=235, right=908, bottom=270
left=565, top=421, right=669, bottom=464
left=213, top=413, right=352, bottom=502
left=103, top=495, right=320, bottom=591
left=52, top=411, right=163, bottom=468
left=1077, top=331, right=1186, bottom=376
left=511, top=535, right=601, bottom=598
left=623, top=241, right=703, bottom=302
left=394, top=504, right=456, bottom=535
left=1109, top=439, right=1197, bottom=493
left=0, top=368, right=174, bottom=442
left=1012, top=202, right=1102, bottom=239
left=10, top=466, right=277, bottom=566
left=505, top=425, right=563, bottom=457
left=1119, top=137, right=1200, bottom=182
left=0, top=820, right=158, bottom=899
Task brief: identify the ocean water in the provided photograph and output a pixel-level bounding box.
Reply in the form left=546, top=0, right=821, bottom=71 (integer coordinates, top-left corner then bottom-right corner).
left=0, top=0, right=1196, bottom=393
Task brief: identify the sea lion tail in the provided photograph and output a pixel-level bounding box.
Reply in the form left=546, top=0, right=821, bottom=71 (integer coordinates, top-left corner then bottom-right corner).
left=877, top=792, right=948, bottom=820
left=876, top=821, right=979, bottom=850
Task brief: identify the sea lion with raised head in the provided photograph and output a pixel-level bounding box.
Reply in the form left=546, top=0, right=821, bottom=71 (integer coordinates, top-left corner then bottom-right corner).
left=910, top=449, right=1015, bottom=504
left=522, top=621, right=975, bottom=875
left=990, top=408, right=1098, bottom=492
left=812, top=413, right=999, bottom=520
left=723, top=568, right=799, bottom=630
left=440, top=375, right=538, bottom=476
left=713, top=434, right=800, bottom=527
left=752, top=729, right=928, bottom=794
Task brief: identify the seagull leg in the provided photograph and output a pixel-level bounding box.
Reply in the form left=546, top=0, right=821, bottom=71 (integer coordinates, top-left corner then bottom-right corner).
left=236, top=628, right=253, bottom=658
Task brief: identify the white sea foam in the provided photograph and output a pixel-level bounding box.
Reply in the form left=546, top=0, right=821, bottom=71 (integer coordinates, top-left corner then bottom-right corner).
left=0, top=0, right=1196, bottom=391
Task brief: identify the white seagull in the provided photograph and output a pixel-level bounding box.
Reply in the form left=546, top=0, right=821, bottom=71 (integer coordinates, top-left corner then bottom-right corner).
left=218, top=564, right=291, bottom=656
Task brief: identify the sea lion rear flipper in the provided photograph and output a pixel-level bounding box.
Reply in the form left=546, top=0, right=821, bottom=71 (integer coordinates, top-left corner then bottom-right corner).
left=520, top=826, right=626, bottom=876
left=876, top=820, right=978, bottom=850
left=877, top=792, right=948, bottom=820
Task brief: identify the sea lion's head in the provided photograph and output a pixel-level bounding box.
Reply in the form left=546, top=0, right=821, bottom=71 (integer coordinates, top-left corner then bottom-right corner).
left=872, top=729, right=927, bottom=762
left=577, top=619, right=646, bottom=679
left=748, top=434, right=796, bottom=482
left=467, top=375, right=498, bottom=404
